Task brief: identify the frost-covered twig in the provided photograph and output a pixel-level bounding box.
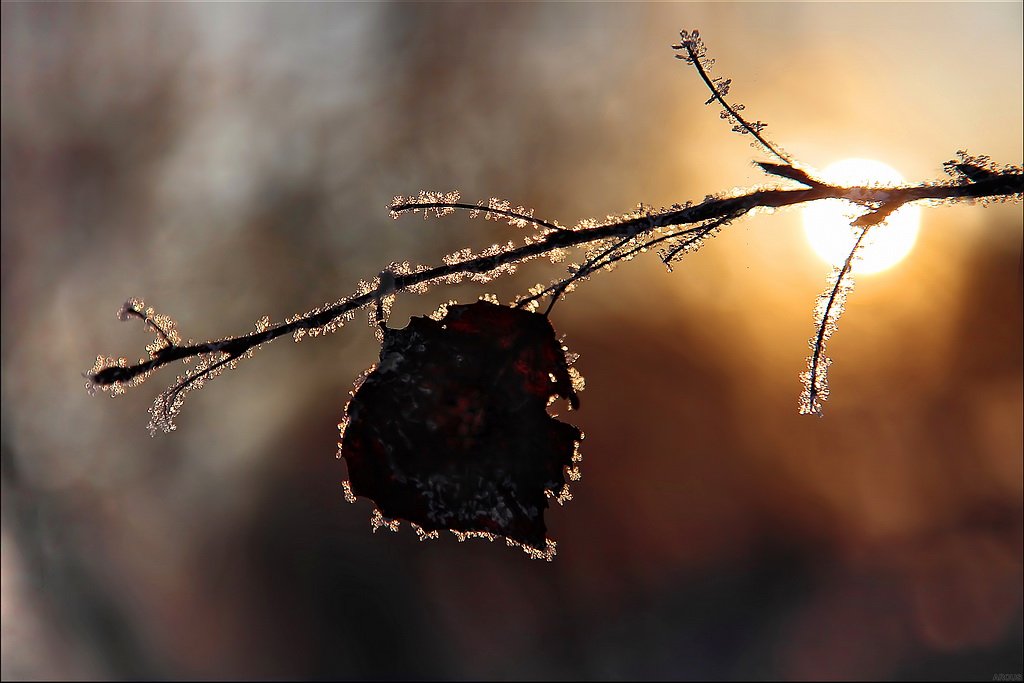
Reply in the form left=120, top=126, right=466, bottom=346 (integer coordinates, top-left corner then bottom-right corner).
left=799, top=227, right=870, bottom=416
left=673, top=29, right=793, bottom=165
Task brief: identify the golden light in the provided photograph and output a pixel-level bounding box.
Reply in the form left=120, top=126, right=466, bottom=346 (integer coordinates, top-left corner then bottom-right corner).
left=802, top=158, right=921, bottom=274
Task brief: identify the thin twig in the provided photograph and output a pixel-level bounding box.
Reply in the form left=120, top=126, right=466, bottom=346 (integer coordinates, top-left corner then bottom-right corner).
left=804, top=228, right=870, bottom=415
left=515, top=234, right=632, bottom=315
left=391, top=200, right=566, bottom=232
left=675, top=31, right=793, bottom=165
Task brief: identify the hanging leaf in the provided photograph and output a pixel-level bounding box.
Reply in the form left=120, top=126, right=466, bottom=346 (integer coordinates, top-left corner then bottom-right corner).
left=338, top=300, right=583, bottom=559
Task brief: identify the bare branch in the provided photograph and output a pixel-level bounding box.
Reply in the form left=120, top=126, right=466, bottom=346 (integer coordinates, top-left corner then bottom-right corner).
left=87, top=28, right=1023, bottom=431
left=90, top=172, right=1022, bottom=398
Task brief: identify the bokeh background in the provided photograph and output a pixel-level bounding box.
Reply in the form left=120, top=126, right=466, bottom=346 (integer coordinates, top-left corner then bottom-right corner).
left=2, top=2, right=1021, bottom=680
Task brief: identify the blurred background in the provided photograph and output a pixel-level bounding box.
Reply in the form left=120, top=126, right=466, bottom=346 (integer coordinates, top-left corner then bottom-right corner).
left=2, top=2, right=1021, bottom=680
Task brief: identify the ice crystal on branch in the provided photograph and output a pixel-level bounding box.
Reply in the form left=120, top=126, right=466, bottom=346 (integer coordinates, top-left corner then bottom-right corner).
left=85, top=298, right=182, bottom=398
left=708, top=77, right=731, bottom=102
left=391, top=192, right=562, bottom=233
left=390, top=190, right=461, bottom=219
left=672, top=29, right=709, bottom=66
left=943, top=150, right=1023, bottom=190
left=147, top=314, right=274, bottom=434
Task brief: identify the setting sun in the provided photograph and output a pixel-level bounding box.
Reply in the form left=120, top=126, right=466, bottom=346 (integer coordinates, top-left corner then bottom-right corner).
left=802, top=158, right=921, bottom=274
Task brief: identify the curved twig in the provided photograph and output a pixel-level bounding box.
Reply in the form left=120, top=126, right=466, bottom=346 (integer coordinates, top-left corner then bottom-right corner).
left=673, top=30, right=793, bottom=165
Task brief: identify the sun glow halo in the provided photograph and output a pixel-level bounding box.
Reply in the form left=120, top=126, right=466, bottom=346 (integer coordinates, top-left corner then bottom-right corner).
left=802, top=158, right=920, bottom=274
